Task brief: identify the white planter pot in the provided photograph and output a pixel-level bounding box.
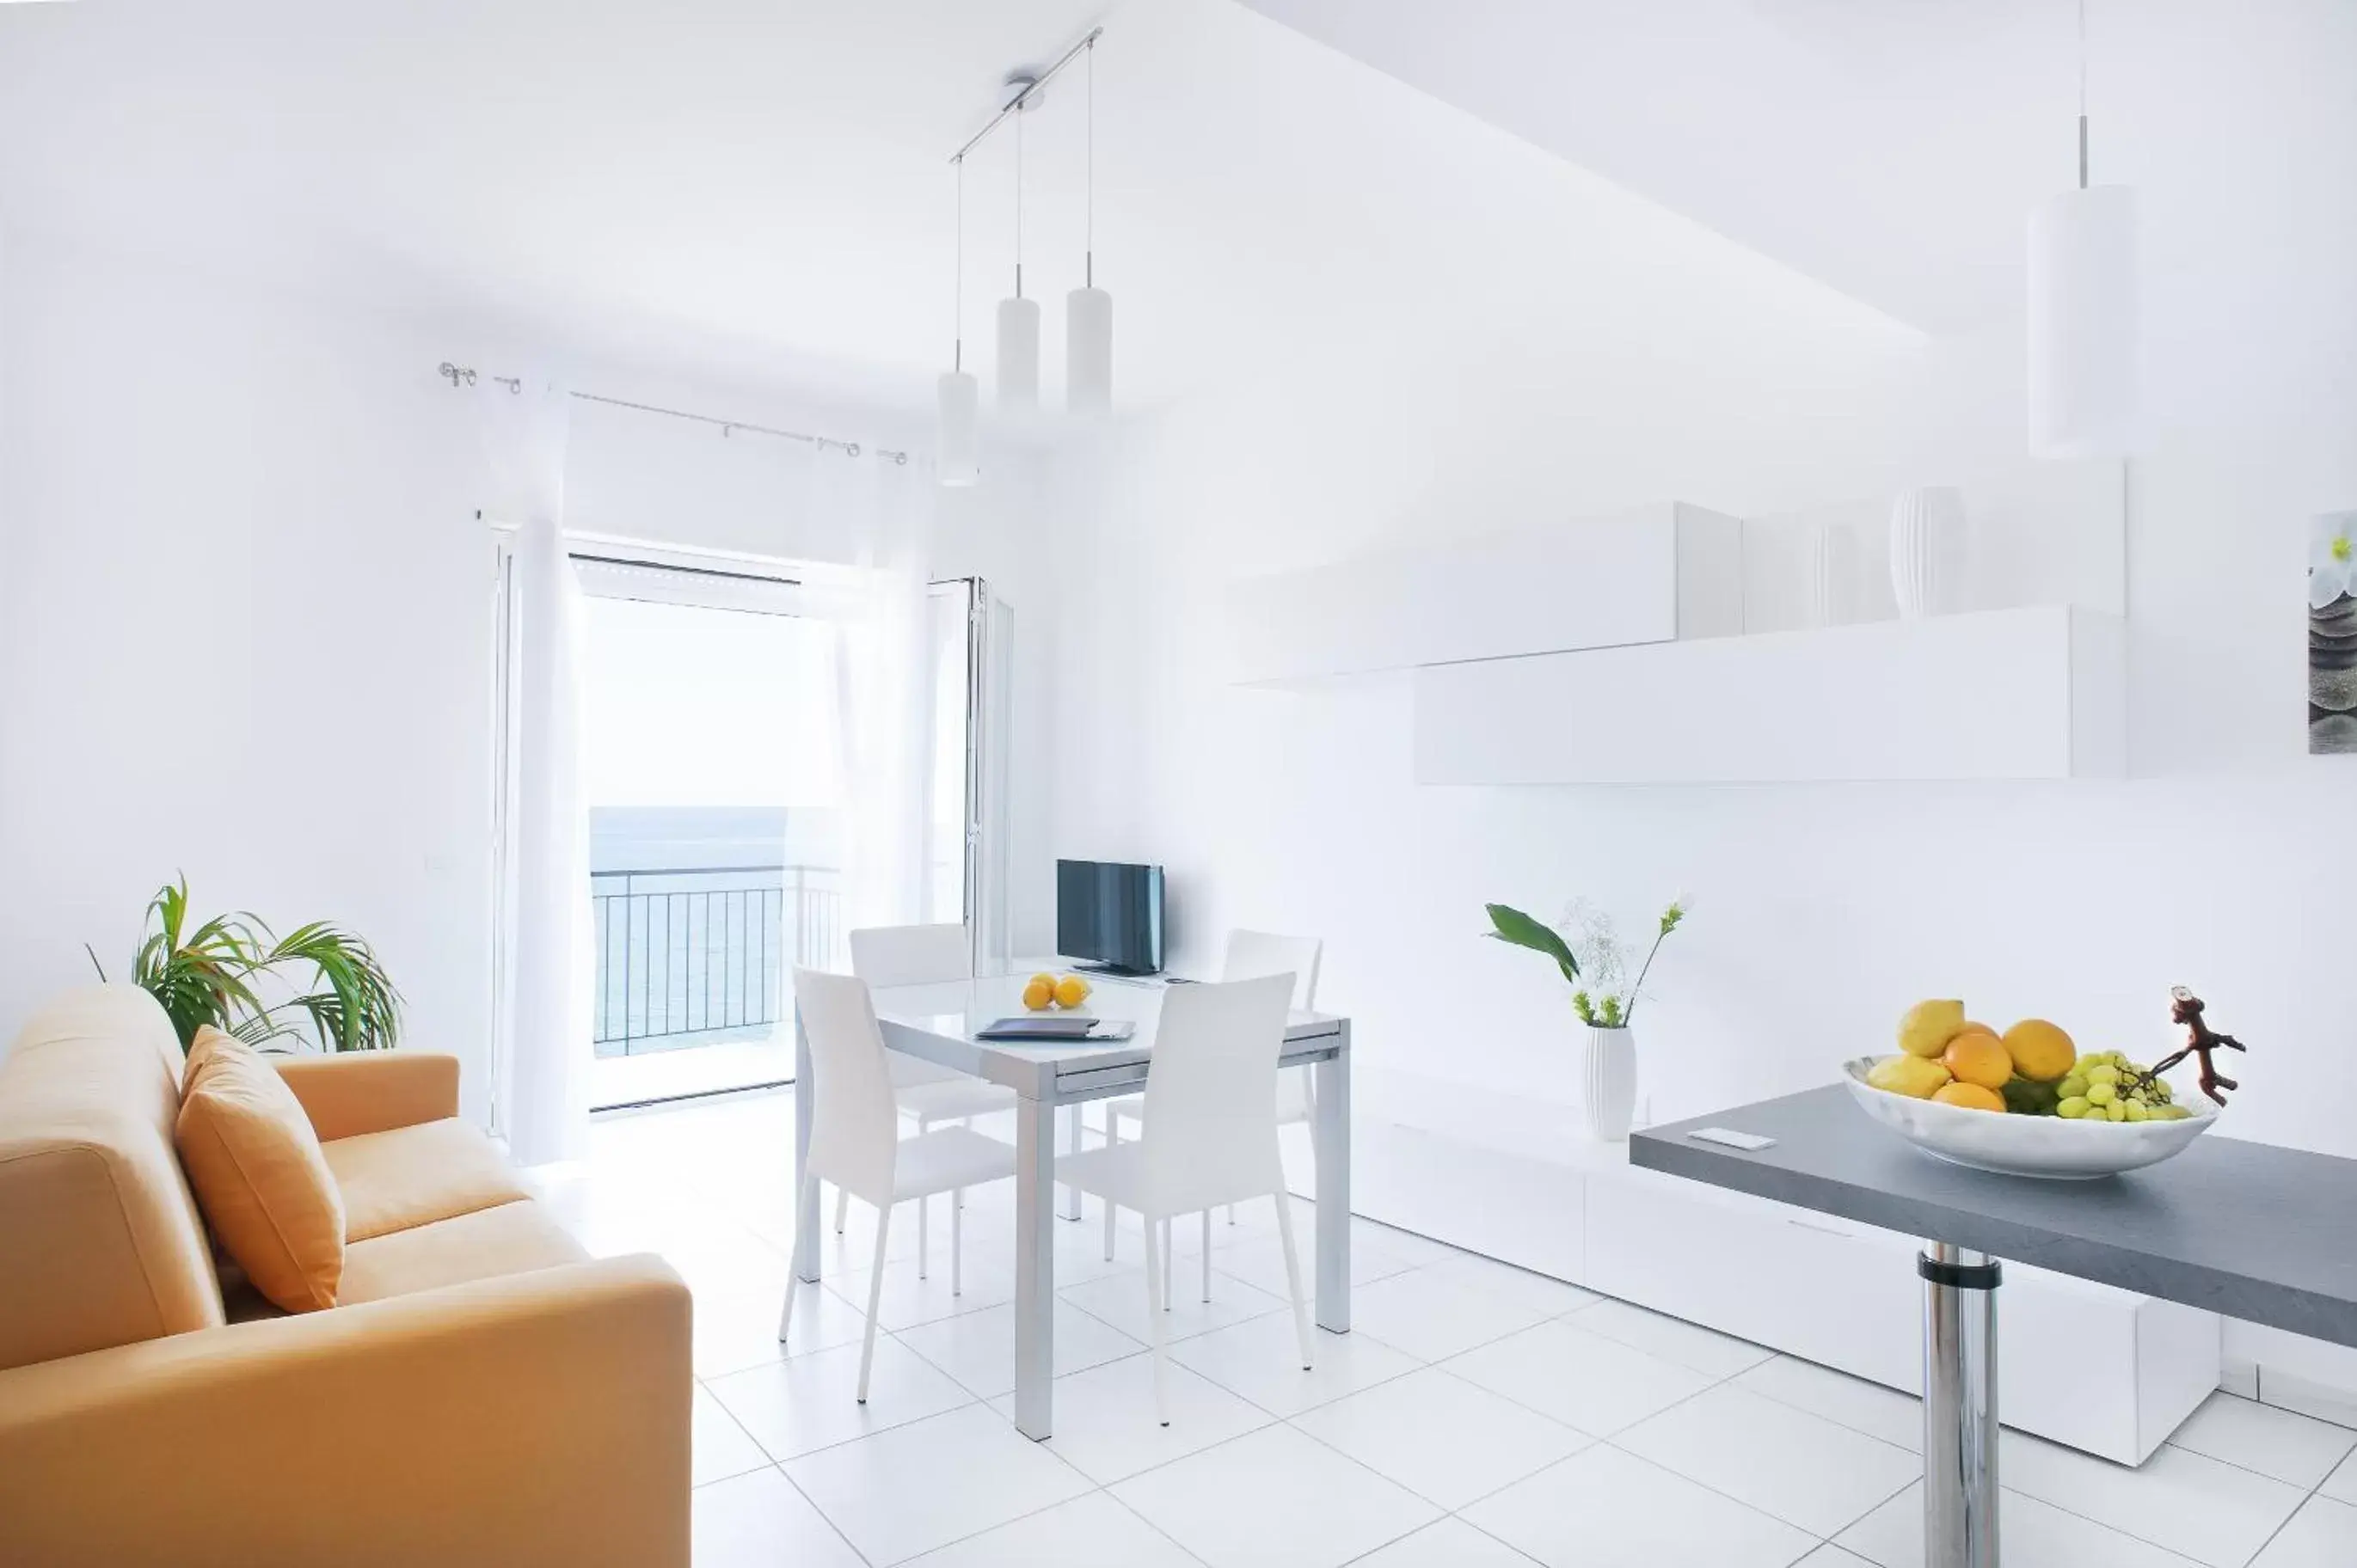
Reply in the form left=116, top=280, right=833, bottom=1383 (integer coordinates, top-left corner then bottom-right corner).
left=1888, top=486, right=1967, bottom=619
left=1582, top=1025, right=1637, bottom=1142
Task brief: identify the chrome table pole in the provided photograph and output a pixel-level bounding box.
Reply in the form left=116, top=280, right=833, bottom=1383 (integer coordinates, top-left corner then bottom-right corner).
left=1921, top=1243, right=2000, bottom=1568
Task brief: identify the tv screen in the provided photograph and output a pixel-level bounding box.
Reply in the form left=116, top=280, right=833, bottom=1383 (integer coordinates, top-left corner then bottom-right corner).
left=1056, top=860, right=1164, bottom=976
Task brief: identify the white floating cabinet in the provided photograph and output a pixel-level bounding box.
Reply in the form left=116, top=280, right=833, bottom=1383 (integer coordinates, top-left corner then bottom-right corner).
left=1414, top=604, right=2126, bottom=784
left=1323, top=1069, right=2217, bottom=1465
left=1225, top=502, right=1744, bottom=687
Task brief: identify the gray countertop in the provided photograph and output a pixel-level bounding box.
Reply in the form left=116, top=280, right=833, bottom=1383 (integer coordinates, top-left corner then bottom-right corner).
left=1631, top=1086, right=2357, bottom=1349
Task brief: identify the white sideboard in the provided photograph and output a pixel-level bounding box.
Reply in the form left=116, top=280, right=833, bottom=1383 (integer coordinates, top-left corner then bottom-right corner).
left=1288, top=1067, right=2219, bottom=1464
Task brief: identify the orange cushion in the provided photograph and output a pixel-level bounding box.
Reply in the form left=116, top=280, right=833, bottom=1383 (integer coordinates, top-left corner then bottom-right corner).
left=174, top=1028, right=346, bottom=1312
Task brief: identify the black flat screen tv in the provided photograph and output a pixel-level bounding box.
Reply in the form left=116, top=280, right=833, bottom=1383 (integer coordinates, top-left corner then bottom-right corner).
left=1056, top=859, right=1164, bottom=976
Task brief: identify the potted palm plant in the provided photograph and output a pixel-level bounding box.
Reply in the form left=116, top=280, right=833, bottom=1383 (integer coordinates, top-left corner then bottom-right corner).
left=1484, top=897, right=1687, bottom=1141
left=89, top=877, right=402, bottom=1053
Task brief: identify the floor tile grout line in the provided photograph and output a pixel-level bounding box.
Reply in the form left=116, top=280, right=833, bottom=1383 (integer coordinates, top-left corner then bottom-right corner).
left=770, top=1460, right=885, bottom=1568
left=2231, top=1455, right=2357, bottom=1568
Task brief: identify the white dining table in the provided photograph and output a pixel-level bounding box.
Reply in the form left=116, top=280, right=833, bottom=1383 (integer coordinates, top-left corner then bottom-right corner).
left=789, top=968, right=1353, bottom=1441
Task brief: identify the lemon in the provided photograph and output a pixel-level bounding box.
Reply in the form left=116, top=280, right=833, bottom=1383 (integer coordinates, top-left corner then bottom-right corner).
left=1053, top=974, right=1091, bottom=1010
left=1933, top=1081, right=2007, bottom=1112
left=1021, top=977, right=1055, bottom=1011
left=2002, top=1019, right=2076, bottom=1084
left=1897, top=1000, right=1968, bottom=1058
left=1867, top=1054, right=1953, bottom=1099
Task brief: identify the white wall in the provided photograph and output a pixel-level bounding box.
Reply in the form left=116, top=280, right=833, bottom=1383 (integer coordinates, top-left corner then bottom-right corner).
left=0, top=228, right=1055, bottom=1118
left=1037, top=0, right=2357, bottom=1388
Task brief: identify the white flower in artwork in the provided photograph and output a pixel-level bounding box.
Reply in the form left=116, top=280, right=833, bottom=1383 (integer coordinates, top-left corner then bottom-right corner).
left=2311, top=512, right=2357, bottom=609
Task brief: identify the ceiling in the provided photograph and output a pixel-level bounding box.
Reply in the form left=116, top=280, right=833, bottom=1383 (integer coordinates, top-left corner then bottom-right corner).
left=4, top=1, right=2305, bottom=416
left=1239, top=0, right=2084, bottom=335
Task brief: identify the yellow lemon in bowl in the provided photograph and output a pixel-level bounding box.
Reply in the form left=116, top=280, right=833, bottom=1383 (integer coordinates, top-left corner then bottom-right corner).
left=1897, top=1000, right=1967, bottom=1058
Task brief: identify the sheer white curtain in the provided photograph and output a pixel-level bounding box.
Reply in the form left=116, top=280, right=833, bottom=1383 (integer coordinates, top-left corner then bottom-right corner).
left=811, top=450, right=938, bottom=943
left=482, top=380, right=590, bottom=1164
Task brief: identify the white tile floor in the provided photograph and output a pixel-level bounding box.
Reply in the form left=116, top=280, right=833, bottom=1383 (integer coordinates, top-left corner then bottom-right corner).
left=535, top=1088, right=2357, bottom=1568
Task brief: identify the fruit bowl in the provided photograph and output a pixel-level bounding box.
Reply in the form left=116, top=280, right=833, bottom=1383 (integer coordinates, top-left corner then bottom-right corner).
left=1842, top=1057, right=2220, bottom=1179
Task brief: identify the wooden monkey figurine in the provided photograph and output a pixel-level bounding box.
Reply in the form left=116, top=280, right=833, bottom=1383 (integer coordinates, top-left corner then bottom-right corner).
left=2138, top=987, right=2247, bottom=1107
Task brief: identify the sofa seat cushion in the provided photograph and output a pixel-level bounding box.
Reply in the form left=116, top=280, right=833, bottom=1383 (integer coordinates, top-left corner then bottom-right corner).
left=337, top=1198, right=589, bottom=1305
left=321, top=1118, right=533, bottom=1243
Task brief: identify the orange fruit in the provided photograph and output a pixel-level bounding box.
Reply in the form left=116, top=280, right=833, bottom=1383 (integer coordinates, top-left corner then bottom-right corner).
left=1941, top=1031, right=2015, bottom=1091
left=1955, top=1020, right=1998, bottom=1040
left=1021, top=977, right=1055, bottom=1011
left=1933, top=1082, right=2007, bottom=1112
left=1053, top=975, right=1091, bottom=1010
left=2002, top=1019, right=2076, bottom=1084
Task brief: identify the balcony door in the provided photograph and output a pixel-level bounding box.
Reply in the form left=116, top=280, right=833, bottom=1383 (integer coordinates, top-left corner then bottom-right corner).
left=556, top=552, right=981, bottom=1109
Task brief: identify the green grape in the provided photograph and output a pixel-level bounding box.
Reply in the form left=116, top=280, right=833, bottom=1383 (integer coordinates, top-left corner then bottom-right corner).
left=2087, top=1064, right=2121, bottom=1086
left=2058, top=1075, right=2089, bottom=1100
left=2151, top=1105, right=2191, bottom=1121
left=2085, top=1081, right=2117, bottom=1106
left=2056, top=1096, right=2091, bottom=1119
left=2122, top=1101, right=2148, bottom=1123
left=2106, top=1100, right=2129, bottom=1122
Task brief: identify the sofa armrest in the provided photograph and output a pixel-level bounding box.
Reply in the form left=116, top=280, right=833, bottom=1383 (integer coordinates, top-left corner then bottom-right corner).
left=273, top=1050, right=460, bottom=1140
left=0, top=1254, right=692, bottom=1568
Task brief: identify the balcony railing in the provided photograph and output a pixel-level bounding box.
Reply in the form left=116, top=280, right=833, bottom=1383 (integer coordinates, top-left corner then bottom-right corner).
left=591, top=865, right=844, bottom=1053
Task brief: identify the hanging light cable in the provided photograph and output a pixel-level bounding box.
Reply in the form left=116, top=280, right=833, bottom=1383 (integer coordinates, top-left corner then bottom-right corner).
left=996, top=86, right=1042, bottom=411
left=1066, top=37, right=1113, bottom=415
left=937, top=156, right=980, bottom=486
left=2027, top=0, right=2137, bottom=458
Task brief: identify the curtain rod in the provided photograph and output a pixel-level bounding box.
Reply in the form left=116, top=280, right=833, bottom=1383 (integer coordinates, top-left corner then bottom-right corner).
left=436, top=364, right=910, bottom=464
left=948, top=26, right=1103, bottom=166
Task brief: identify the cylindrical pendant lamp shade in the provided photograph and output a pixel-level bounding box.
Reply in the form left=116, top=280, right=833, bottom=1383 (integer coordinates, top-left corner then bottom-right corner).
left=996, top=294, right=1040, bottom=410
left=936, top=370, right=979, bottom=487
left=2027, top=184, right=2138, bottom=459
left=1066, top=286, right=1113, bottom=415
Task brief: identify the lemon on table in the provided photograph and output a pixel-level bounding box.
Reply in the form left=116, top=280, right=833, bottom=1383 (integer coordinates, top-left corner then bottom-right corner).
left=1021, top=977, right=1055, bottom=1011
left=1053, top=974, right=1092, bottom=1010
left=1897, top=1000, right=1968, bottom=1058
left=1933, top=1082, right=2007, bottom=1112
left=2002, top=1019, right=2077, bottom=1083
left=1941, top=1031, right=2015, bottom=1092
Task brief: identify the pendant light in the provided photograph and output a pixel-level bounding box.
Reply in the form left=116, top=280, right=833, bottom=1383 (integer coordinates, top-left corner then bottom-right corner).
left=2027, top=0, right=2137, bottom=459
left=1065, top=38, right=1113, bottom=415
left=936, top=156, right=979, bottom=487
left=996, top=89, right=1041, bottom=411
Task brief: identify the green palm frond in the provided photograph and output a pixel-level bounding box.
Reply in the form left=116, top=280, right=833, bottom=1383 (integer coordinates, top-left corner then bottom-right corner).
left=102, top=878, right=402, bottom=1053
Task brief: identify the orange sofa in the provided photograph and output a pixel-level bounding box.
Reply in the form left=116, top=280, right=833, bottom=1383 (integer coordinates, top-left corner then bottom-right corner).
left=0, top=986, right=691, bottom=1567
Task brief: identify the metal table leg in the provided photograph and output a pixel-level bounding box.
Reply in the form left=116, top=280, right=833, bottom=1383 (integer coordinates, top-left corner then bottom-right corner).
left=1059, top=1104, right=1083, bottom=1221
left=793, top=1008, right=819, bottom=1284
left=1013, top=1091, right=1058, bottom=1439
left=1921, top=1243, right=1999, bottom=1568
left=1312, top=1034, right=1352, bottom=1333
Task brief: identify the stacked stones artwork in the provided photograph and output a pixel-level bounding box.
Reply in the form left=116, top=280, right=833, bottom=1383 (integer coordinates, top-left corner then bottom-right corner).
left=2313, top=511, right=2357, bottom=755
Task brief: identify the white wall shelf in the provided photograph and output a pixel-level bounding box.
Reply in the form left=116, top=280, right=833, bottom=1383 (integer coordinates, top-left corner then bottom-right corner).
left=1225, top=501, right=1744, bottom=687
left=1412, top=603, right=2126, bottom=784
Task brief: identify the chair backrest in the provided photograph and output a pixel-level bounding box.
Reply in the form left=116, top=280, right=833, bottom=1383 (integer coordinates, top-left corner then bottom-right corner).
left=1139, top=972, right=1296, bottom=1211
left=793, top=969, right=903, bottom=1207
left=1223, top=929, right=1322, bottom=1011
left=848, top=924, right=973, bottom=989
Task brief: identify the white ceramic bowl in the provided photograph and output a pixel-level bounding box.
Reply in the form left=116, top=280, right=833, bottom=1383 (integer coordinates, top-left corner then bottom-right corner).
left=1841, top=1057, right=2219, bottom=1179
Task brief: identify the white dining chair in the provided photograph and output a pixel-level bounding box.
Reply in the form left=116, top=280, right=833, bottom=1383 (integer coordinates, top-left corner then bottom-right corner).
left=1057, top=972, right=1313, bottom=1424
left=842, top=923, right=1017, bottom=1278
left=779, top=967, right=1015, bottom=1401
left=1102, top=929, right=1323, bottom=1300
